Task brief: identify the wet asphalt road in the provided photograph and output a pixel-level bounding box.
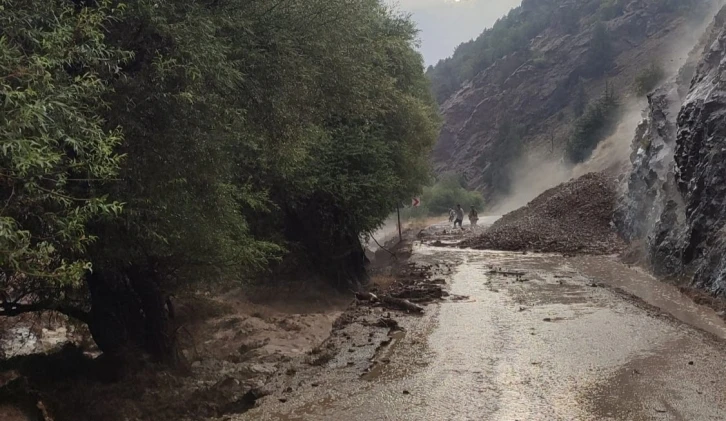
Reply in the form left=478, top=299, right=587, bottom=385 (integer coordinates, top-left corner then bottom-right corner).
left=234, top=224, right=726, bottom=421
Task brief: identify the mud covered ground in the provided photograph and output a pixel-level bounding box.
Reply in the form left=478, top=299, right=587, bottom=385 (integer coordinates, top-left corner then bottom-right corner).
left=460, top=172, right=625, bottom=254
left=5, top=214, right=726, bottom=420
left=0, top=230, right=446, bottom=421
left=0, top=283, right=351, bottom=421
left=233, top=232, right=726, bottom=421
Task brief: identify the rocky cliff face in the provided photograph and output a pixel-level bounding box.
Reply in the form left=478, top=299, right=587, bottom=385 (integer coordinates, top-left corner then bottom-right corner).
left=618, top=6, right=726, bottom=295
left=434, top=0, right=715, bottom=202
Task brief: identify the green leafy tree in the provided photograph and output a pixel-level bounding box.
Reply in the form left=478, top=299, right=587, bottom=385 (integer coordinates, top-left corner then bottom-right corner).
left=573, top=79, right=588, bottom=117
left=407, top=173, right=485, bottom=218
left=0, top=0, right=440, bottom=364
left=0, top=0, right=127, bottom=318
left=586, top=21, right=614, bottom=76
left=233, top=2, right=440, bottom=285
left=634, top=63, right=666, bottom=96
left=567, top=82, right=620, bottom=163
left=77, top=0, right=284, bottom=361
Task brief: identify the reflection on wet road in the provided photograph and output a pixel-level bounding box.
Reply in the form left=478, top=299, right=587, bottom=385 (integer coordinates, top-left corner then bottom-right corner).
left=236, top=241, right=726, bottom=420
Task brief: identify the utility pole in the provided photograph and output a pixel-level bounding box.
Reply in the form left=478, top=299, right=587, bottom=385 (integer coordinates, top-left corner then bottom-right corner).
left=397, top=202, right=402, bottom=242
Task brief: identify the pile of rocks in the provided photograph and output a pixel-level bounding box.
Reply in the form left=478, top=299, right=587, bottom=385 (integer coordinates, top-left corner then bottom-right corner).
left=460, top=172, right=624, bottom=254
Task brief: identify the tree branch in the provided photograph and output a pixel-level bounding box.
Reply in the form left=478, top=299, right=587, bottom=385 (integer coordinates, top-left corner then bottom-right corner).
left=0, top=302, right=91, bottom=325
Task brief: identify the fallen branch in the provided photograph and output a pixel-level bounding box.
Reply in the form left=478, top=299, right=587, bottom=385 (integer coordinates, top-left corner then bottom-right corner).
left=355, top=291, right=378, bottom=302
left=0, top=301, right=91, bottom=324
left=367, top=232, right=398, bottom=259
left=355, top=292, right=424, bottom=313
left=380, top=295, right=424, bottom=313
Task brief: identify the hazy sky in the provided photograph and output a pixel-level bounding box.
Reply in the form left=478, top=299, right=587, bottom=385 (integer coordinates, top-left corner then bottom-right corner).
left=390, top=0, right=522, bottom=66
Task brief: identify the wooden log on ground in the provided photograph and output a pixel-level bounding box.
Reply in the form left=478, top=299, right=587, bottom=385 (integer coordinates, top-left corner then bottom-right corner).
left=355, top=292, right=424, bottom=313
left=379, top=295, right=424, bottom=313
left=355, top=291, right=378, bottom=302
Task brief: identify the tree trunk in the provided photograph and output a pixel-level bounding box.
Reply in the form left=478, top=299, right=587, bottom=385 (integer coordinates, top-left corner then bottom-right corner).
left=86, top=265, right=178, bottom=366
left=283, top=199, right=370, bottom=289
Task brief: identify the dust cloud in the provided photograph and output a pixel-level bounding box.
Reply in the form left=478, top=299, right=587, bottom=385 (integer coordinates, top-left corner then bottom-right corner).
left=489, top=154, right=571, bottom=215
left=366, top=217, right=400, bottom=252
left=572, top=98, right=647, bottom=177
left=490, top=1, right=725, bottom=215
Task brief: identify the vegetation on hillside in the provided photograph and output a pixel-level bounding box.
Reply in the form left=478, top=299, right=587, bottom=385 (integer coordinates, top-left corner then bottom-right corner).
left=598, top=0, right=627, bottom=20
left=634, top=63, right=666, bottom=96
left=427, top=0, right=705, bottom=105
left=0, top=0, right=439, bottom=362
left=573, top=80, right=589, bottom=117
left=481, top=120, right=528, bottom=195
left=586, top=21, right=615, bottom=77
left=567, top=83, right=620, bottom=163
left=425, top=2, right=560, bottom=104
left=404, top=173, right=485, bottom=219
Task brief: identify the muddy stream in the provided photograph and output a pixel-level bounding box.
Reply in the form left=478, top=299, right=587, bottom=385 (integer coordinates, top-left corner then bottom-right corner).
left=234, top=223, right=726, bottom=421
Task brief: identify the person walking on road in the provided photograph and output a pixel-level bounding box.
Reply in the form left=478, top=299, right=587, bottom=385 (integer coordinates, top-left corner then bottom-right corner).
left=454, top=204, right=464, bottom=229
left=469, top=206, right=479, bottom=227
left=449, top=208, right=455, bottom=223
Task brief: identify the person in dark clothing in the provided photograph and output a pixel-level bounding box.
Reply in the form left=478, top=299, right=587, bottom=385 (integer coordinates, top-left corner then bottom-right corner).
left=454, top=204, right=464, bottom=229
left=469, top=206, right=479, bottom=227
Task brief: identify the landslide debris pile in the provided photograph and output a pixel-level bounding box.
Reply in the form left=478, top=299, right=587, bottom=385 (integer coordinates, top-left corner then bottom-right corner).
left=460, top=172, right=624, bottom=254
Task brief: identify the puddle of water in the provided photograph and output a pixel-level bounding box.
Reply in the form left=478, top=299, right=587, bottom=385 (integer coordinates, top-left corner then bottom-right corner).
left=361, top=331, right=406, bottom=381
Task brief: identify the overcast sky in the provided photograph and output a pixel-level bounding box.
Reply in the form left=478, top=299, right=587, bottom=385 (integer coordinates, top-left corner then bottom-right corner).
left=389, top=0, right=522, bottom=66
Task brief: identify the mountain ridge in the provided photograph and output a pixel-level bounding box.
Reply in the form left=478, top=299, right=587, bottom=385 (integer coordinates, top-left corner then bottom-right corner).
left=430, top=0, right=716, bottom=204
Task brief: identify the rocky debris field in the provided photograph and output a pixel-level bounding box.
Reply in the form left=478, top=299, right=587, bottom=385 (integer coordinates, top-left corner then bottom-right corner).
left=310, top=260, right=456, bottom=373
left=220, top=258, right=460, bottom=417
left=460, top=172, right=625, bottom=254
left=358, top=261, right=459, bottom=312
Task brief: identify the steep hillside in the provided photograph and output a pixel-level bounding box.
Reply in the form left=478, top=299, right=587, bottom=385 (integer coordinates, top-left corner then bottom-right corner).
left=431, top=0, right=716, bottom=203
left=618, top=4, right=726, bottom=296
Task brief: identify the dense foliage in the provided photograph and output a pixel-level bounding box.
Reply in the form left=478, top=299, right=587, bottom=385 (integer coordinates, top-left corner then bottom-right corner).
left=0, top=0, right=439, bottom=360
left=403, top=173, right=485, bottom=219
left=598, top=0, right=627, bottom=20
left=586, top=21, right=614, bottom=77
left=0, top=0, right=127, bottom=317
left=634, top=63, right=666, bottom=96
left=481, top=119, right=528, bottom=195
left=567, top=83, right=620, bottom=163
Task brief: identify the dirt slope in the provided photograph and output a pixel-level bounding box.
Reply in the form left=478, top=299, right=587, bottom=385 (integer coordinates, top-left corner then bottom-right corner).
left=460, top=172, right=624, bottom=254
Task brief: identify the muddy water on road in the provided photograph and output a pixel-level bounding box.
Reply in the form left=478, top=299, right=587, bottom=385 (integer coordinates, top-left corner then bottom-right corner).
left=235, top=245, right=726, bottom=421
